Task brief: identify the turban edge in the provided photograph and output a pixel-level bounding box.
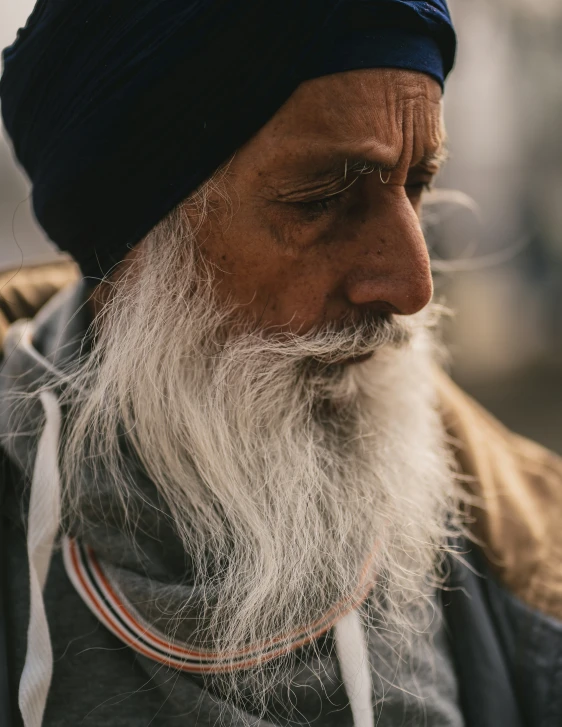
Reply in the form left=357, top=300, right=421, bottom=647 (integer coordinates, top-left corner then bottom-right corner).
left=1, top=0, right=456, bottom=277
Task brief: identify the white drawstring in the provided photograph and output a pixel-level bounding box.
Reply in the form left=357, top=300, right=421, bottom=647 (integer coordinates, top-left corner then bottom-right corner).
left=18, top=391, right=62, bottom=727
left=334, top=609, right=374, bottom=727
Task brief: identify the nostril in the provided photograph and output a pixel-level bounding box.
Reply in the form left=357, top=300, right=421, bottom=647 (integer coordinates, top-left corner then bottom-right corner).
left=343, top=307, right=395, bottom=330
left=345, top=274, right=433, bottom=316
left=369, top=301, right=401, bottom=315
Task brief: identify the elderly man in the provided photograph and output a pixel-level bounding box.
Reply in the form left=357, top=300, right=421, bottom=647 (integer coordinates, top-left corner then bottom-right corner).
left=0, top=2, right=561, bottom=726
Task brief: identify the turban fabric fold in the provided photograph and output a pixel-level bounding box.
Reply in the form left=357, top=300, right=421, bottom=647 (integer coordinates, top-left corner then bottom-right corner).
left=1, top=0, right=456, bottom=277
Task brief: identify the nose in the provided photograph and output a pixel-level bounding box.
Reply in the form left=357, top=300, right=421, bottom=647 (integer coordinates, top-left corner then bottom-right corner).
left=343, top=193, right=433, bottom=316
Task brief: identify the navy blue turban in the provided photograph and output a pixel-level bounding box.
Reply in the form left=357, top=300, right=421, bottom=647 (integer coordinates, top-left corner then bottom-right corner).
left=1, top=0, right=456, bottom=278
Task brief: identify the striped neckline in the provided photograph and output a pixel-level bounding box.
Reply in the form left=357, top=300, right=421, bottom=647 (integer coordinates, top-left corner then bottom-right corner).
left=63, top=537, right=375, bottom=673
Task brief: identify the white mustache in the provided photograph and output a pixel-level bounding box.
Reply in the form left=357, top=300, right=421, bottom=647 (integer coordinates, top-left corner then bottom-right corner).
left=217, top=313, right=415, bottom=368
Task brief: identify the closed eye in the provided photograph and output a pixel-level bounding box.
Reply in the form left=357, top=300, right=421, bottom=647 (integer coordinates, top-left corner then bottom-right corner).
left=299, top=179, right=433, bottom=215
left=294, top=190, right=347, bottom=216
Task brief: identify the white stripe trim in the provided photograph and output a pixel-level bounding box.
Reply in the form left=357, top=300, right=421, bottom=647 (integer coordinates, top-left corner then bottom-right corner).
left=62, top=538, right=375, bottom=674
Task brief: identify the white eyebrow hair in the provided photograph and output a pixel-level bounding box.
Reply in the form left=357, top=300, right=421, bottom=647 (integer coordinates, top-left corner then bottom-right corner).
left=273, top=143, right=447, bottom=195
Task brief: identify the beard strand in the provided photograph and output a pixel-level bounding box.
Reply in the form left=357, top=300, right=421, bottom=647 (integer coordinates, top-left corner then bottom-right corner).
left=57, top=206, right=461, bottom=713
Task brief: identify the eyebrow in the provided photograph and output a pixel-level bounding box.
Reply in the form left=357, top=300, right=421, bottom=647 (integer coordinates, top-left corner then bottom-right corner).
left=367, top=144, right=450, bottom=174
left=281, top=142, right=449, bottom=191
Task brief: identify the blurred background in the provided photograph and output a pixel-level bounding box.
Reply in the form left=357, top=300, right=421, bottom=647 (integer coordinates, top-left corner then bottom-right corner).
left=1, top=0, right=561, bottom=452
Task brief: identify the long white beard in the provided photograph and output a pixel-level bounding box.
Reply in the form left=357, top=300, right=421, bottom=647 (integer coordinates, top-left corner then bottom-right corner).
left=60, top=205, right=459, bottom=708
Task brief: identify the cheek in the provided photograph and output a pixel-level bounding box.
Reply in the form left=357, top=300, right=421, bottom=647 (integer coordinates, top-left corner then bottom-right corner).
left=262, top=202, right=337, bottom=253
left=194, top=207, right=336, bottom=326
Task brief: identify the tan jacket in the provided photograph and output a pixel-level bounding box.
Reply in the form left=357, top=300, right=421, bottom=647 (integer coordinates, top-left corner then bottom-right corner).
left=2, top=261, right=562, bottom=622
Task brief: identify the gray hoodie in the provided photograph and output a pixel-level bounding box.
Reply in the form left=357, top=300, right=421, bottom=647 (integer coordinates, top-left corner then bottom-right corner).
left=0, top=282, right=464, bottom=727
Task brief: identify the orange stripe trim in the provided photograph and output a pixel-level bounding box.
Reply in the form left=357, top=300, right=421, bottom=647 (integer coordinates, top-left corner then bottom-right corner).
left=87, top=543, right=377, bottom=660
left=68, top=539, right=377, bottom=673
left=68, top=541, right=188, bottom=669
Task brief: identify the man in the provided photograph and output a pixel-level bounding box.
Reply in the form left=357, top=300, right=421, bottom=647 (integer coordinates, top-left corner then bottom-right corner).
left=0, top=2, right=560, bottom=726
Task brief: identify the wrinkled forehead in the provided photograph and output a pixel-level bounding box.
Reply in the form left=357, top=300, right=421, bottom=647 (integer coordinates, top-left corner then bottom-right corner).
left=249, top=68, right=444, bottom=175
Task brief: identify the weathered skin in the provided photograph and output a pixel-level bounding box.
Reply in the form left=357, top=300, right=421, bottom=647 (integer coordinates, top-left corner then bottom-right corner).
left=98, top=69, right=445, bottom=333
